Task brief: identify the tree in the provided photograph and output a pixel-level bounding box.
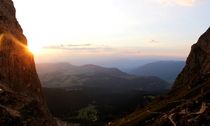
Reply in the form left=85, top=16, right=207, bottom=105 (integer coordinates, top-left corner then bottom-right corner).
left=77, top=105, right=98, bottom=122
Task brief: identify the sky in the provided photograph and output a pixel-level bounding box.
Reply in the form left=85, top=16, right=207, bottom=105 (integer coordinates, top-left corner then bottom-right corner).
left=12, top=0, right=210, bottom=68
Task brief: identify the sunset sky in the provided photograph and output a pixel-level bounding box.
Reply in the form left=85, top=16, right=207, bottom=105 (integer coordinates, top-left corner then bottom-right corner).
left=12, top=0, right=210, bottom=67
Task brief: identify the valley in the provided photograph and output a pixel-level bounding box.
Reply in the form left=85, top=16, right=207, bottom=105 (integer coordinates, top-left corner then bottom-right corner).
left=36, top=62, right=172, bottom=125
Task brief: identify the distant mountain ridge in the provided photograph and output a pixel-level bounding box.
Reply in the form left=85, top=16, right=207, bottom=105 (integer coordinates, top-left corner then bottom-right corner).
left=130, top=61, right=185, bottom=83
left=37, top=63, right=127, bottom=77
left=36, top=63, right=169, bottom=92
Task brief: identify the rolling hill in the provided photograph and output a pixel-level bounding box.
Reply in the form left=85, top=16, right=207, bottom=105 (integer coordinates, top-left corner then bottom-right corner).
left=36, top=63, right=169, bottom=92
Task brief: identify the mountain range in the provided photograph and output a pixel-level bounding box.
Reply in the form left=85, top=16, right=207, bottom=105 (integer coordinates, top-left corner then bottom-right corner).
left=36, top=63, right=169, bottom=92
left=37, top=63, right=170, bottom=125
left=1, top=0, right=209, bottom=126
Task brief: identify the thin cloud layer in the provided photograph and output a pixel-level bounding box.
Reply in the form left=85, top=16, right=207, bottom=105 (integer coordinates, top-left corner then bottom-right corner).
left=44, top=44, right=113, bottom=52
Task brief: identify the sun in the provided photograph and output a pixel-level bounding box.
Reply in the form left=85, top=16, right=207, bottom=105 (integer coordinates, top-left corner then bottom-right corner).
left=28, top=43, right=43, bottom=54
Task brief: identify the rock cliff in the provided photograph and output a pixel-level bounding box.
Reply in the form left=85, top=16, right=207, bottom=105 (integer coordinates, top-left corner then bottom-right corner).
left=109, top=28, right=210, bottom=126
left=171, top=27, right=210, bottom=95
left=0, top=0, right=57, bottom=125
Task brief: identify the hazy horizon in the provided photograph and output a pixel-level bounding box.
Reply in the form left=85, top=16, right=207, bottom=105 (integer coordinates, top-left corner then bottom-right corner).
left=35, top=58, right=185, bottom=72
left=12, top=0, right=210, bottom=65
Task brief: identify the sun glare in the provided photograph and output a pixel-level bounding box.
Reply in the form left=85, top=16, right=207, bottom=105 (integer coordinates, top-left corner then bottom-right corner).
left=28, top=43, right=43, bottom=54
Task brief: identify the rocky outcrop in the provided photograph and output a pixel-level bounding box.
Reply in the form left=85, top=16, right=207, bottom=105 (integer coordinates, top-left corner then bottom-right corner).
left=0, top=0, right=57, bottom=125
left=171, top=27, right=210, bottom=96
left=109, top=28, right=210, bottom=126
left=152, top=27, right=210, bottom=126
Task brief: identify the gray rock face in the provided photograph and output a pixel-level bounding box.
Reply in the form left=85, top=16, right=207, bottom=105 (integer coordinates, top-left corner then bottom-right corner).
left=0, top=0, right=57, bottom=125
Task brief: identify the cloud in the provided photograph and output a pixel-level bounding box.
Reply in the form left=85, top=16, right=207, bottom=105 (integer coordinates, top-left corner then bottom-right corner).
left=159, top=0, right=197, bottom=6
left=43, top=44, right=113, bottom=52
left=67, top=44, right=92, bottom=47
left=148, top=39, right=159, bottom=44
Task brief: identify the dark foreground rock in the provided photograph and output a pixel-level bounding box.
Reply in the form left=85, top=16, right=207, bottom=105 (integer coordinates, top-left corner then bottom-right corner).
left=0, top=0, right=57, bottom=125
